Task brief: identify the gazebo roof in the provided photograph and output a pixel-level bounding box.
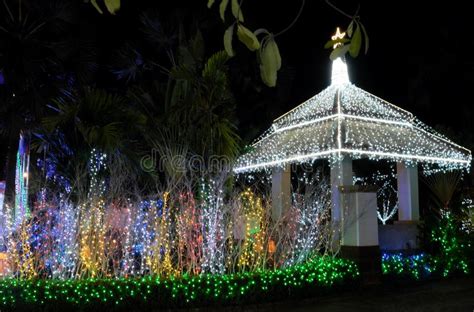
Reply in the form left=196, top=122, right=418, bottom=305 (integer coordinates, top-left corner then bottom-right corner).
left=234, top=57, right=472, bottom=173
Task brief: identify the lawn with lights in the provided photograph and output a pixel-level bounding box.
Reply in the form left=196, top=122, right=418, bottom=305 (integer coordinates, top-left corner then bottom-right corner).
left=0, top=257, right=359, bottom=310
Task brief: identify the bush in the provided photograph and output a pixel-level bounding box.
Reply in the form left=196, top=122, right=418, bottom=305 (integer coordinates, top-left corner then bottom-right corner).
left=431, top=212, right=471, bottom=276
left=381, top=252, right=434, bottom=280
left=0, top=257, right=359, bottom=311
left=382, top=212, right=472, bottom=281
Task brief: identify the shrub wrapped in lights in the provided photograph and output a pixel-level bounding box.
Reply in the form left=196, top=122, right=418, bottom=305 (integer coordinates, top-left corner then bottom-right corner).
left=0, top=257, right=359, bottom=310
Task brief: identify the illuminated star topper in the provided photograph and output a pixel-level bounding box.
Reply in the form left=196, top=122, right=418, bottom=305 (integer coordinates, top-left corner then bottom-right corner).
left=331, top=27, right=346, bottom=49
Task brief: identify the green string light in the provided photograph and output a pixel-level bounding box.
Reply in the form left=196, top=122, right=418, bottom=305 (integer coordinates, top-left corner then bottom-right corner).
left=0, top=257, right=358, bottom=309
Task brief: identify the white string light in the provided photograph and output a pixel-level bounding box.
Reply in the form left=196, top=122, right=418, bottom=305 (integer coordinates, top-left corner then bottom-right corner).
left=331, top=57, right=350, bottom=86
left=235, top=56, right=471, bottom=173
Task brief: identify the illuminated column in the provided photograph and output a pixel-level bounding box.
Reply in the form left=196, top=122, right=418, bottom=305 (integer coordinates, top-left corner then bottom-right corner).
left=339, top=186, right=381, bottom=285
left=330, top=156, right=353, bottom=222
left=396, top=162, right=419, bottom=221
left=271, top=165, right=291, bottom=221
left=340, top=188, right=379, bottom=246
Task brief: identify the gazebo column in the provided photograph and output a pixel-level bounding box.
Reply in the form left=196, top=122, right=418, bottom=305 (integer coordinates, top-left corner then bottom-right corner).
left=330, top=157, right=381, bottom=284
left=339, top=186, right=381, bottom=284
left=271, top=165, right=291, bottom=221
left=382, top=162, right=420, bottom=251
left=330, top=156, right=353, bottom=223
left=329, top=155, right=352, bottom=253
left=396, top=162, right=420, bottom=221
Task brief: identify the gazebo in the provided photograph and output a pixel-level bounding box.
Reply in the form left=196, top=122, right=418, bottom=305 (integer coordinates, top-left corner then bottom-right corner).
left=234, top=29, right=471, bottom=271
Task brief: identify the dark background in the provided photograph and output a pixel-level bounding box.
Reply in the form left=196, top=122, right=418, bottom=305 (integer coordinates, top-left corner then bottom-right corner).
left=1, top=0, right=473, bottom=175
left=88, top=0, right=474, bottom=142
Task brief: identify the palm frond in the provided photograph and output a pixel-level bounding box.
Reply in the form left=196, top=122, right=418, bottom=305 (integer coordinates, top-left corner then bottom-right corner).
left=422, top=171, right=461, bottom=209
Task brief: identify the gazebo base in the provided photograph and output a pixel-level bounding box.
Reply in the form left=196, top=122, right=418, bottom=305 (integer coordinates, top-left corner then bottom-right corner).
left=340, top=245, right=382, bottom=285
left=378, top=221, right=420, bottom=251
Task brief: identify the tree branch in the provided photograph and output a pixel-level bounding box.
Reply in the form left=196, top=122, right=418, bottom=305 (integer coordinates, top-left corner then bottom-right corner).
left=325, top=0, right=355, bottom=20
left=274, top=0, right=305, bottom=37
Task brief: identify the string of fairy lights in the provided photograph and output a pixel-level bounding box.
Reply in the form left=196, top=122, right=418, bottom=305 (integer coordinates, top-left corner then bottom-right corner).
left=14, top=134, right=30, bottom=226
left=0, top=257, right=359, bottom=308
left=0, top=249, right=467, bottom=309
left=0, top=29, right=471, bottom=310
left=0, top=158, right=341, bottom=279
left=237, top=190, right=265, bottom=270
left=234, top=57, right=471, bottom=174
left=284, top=177, right=333, bottom=267
left=354, top=166, right=399, bottom=224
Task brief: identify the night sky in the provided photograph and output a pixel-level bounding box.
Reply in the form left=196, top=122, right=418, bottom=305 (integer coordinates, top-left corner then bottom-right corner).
left=93, top=0, right=473, bottom=144
left=1, top=1, right=473, bottom=172
left=234, top=0, right=474, bottom=145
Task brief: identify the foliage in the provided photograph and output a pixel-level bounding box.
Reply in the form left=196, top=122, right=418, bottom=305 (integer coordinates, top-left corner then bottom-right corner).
left=259, top=35, right=281, bottom=87
left=37, top=88, right=147, bottom=193
left=0, top=257, right=359, bottom=311
left=431, top=211, right=471, bottom=276
left=209, top=1, right=369, bottom=87
left=382, top=253, right=435, bottom=280
left=88, top=0, right=121, bottom=15
left=325, top=18, right=369, bottom=60
left=168, top=50, right=241, bottom=159
left=0, top=0, right=76, bottom=205
left=382, top=212, right=472, bottom=279
left=419, top=171, right=472, bottom=276
left=43, top=88, right=145, bottom=153
left=422, top=171, right=461, bottom=210
left=208, top=0, right=290, bottom=87
left=116, top=21, right=242, bottom=161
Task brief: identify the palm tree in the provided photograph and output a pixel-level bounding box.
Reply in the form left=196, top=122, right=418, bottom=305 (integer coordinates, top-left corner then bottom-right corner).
left=169, top=50, right=241, bottom=159
left=39, top=88, right=147, bottom=195
left=0, top=0, right=76, bottom=205
left=122, top=23, right=242, bottom=162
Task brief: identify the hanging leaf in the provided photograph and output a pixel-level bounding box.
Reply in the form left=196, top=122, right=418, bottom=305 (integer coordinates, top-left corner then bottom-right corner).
left=271, top=41, right=282, bottom=71
left=260, top=64, right=276, bottom=87
left=91, top=0, right=103, bottom=14
left=324, top=38, right=350, bottom=49
left=330, top=45, right=350, bottom=61
left=104, top=0, right=120, bottom=14
left=207, top=0, right=216, bottom=8
left=349, top=22, right=361, bottom=58
left=224, top=24, right=235, bottom=57
left=237, top=24, right=260, bottom=51
left=360, top=22, right=369, bottom=54
left=220, top=0, right=229, bottom=21
left=324, top=40, right=334, bottom=49
left=263, top=37, right=281, bottom=70
left=347, top=20, right=354, bottom=38
left=259, top=36, right=280, bottom=87
left=231, top=0, right=244, bottom=22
